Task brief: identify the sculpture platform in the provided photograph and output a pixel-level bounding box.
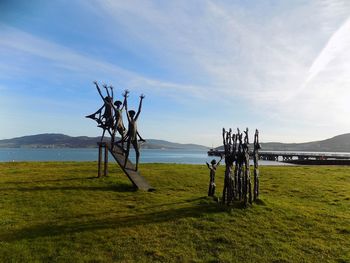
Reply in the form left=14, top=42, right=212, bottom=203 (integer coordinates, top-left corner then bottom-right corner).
left=97, top=142, right=154, bottom=191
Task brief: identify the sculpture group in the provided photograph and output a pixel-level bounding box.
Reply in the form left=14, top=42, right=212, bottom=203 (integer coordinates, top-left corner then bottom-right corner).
left=86, top=83, right=260, bottom=197
left=86, top=81, right=145, bottom=170
left=206, top=128, right=261, bottom=206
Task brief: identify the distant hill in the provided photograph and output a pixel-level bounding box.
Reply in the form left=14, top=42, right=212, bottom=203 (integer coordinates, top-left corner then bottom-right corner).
left=0, top=134, right=209, bottom=150
left=141, top=139, right=209, bottom=150
left=215, top=133, right=350, bottom=152
left=260, top=133, right=350, bottom=152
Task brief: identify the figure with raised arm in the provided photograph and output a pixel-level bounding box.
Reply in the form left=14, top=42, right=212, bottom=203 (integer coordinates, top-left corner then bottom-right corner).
left=236, top=129, right=244, bottom=200
left=104, top=84, right=118, bottom=145
left=206, top=156, right=222, bottom=197
left=112, top=91, right=128, bottom=149
left=95, top=81, right=114, bottom=139
left=123, top=91, right=146, bottom=170
left=242, top=128, right=252, bottom=205
left=222, top=128, right=235, bottom=204
left=86, top=81, right=114, bottom=142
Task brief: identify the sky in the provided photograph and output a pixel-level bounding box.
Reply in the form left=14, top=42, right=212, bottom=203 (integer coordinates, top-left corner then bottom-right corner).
left=0, top=0, right=350, bottom=147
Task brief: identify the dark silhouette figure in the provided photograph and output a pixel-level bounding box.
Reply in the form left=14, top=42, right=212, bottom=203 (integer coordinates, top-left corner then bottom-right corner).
left=242, top=128, right=252, bottom=206
left=97, top=82, right=114, bottom=129
left=122, top=91, right=145, bottom=171
left=218, top=127, right=260, bottom=206
left=222, top=128, right=236, bottom=204
left=103, top=84, right=118, bottom=145
left=235, top=129, right=244, bottom=201
left=206, top=156, right=222, bottom=197
left=86, top=81, right=114, bottom=142
left=253, top=129, right=261, bottom=201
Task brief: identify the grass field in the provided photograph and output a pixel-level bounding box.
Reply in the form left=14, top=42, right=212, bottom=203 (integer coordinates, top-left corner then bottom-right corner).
left=0, top=162, right=349, bottom=262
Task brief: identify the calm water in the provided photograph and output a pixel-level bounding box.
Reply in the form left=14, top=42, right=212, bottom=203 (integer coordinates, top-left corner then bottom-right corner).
left=0, top=148, right=286, bottom=165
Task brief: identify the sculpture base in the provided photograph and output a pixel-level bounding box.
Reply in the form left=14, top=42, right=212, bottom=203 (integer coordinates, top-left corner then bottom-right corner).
left=97, top=142, right=154, bottom=191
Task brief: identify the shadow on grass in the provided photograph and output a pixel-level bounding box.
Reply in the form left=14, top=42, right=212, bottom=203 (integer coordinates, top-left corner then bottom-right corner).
left=3, top=176, right=98, bottom=185
left=0, top=182, right=136, bottom=193
left=2, top=201, right=228, bottom=242
left=254, top=199, right=266, bottom=206
left=136, top=196, right=208, bottom=210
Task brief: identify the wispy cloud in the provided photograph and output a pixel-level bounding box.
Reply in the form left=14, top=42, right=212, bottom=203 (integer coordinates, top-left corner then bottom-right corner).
left=304, top=17, right=350, bottom=84
left=278, top=15, right=350, bottom=126
left=90, top=0, right=350, bottom=141
left=0, top=23, right=209, bottom=100
left=92, top=0, right=349, bottom=98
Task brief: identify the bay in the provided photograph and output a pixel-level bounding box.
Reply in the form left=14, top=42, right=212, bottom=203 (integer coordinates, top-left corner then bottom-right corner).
left=0, top=148, right=286, bottom=165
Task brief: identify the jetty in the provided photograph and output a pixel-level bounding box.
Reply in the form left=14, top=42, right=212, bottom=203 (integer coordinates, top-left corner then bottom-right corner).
left=208, top=149, right=350, bottom=164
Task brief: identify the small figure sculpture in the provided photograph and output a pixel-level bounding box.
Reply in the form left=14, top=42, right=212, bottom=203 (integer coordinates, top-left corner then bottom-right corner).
left=122, top=91, right=146, bottom=171
left=206, top=156, right=222, bottom=197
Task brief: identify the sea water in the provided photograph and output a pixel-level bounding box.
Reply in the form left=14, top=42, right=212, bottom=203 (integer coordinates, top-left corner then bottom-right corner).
left=0, top=148, right=287, bottom=165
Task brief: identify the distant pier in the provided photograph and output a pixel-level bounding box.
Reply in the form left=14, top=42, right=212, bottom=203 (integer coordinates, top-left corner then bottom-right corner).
left=207, top=149, right=350, bottom=165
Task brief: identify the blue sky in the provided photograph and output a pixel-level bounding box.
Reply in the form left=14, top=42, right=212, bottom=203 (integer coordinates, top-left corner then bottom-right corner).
left=1, top=0, right=350, bottom=146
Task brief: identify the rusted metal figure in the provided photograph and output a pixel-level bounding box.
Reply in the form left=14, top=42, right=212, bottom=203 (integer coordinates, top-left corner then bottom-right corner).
left=242, top=128, right=252, bottom=206
left=235, top=129, right=244, bottom=201
left=253, top=129, right=261, bottom=201
left=86, top=81, right=114, bottom=142
left=206, top=156, right=222, bottom=197
left=121, top=91, right=146, bottom=171
left=112, top=92, right=127, bottom=149
left=218, top=127, right=259, bottom=206
left=222, top=128, right=236, bottom=204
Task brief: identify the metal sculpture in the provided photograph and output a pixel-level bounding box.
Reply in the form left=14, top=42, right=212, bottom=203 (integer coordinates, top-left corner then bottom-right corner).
left=206, top=156, right=222, bottom=197
left=222, top=128, right=235, bottom=204
left=113, top=92, right=127, bottom=149
left=242, top=128, right=252, bottom=206
left=87, top=83, right=146, bottom=171
left=253, top=129, right=261, bottom=201
left=86, top=81, right=153, bottom=191
left=86, top=81, right=115, bottom=143
left=119, top=91, right=145, bottom=171
left=216, top=127, right=260, bottom=206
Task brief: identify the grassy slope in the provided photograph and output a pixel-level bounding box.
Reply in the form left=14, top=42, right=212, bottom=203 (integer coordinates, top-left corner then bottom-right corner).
left=0, top=162, right=349, bottom=262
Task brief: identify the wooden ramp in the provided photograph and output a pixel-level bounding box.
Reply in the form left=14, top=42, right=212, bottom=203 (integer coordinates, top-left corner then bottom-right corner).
left=99, top=142, right=154, bottom=191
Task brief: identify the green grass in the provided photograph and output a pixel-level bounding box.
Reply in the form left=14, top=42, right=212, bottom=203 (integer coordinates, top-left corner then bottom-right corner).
left=0, top=162, right=349, bottom=262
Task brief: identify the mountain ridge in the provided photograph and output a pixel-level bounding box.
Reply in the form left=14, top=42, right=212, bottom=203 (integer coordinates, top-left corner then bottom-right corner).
left=0, top=133, right=209, bottom=150
left=261, top=133, right=350, bottom=152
